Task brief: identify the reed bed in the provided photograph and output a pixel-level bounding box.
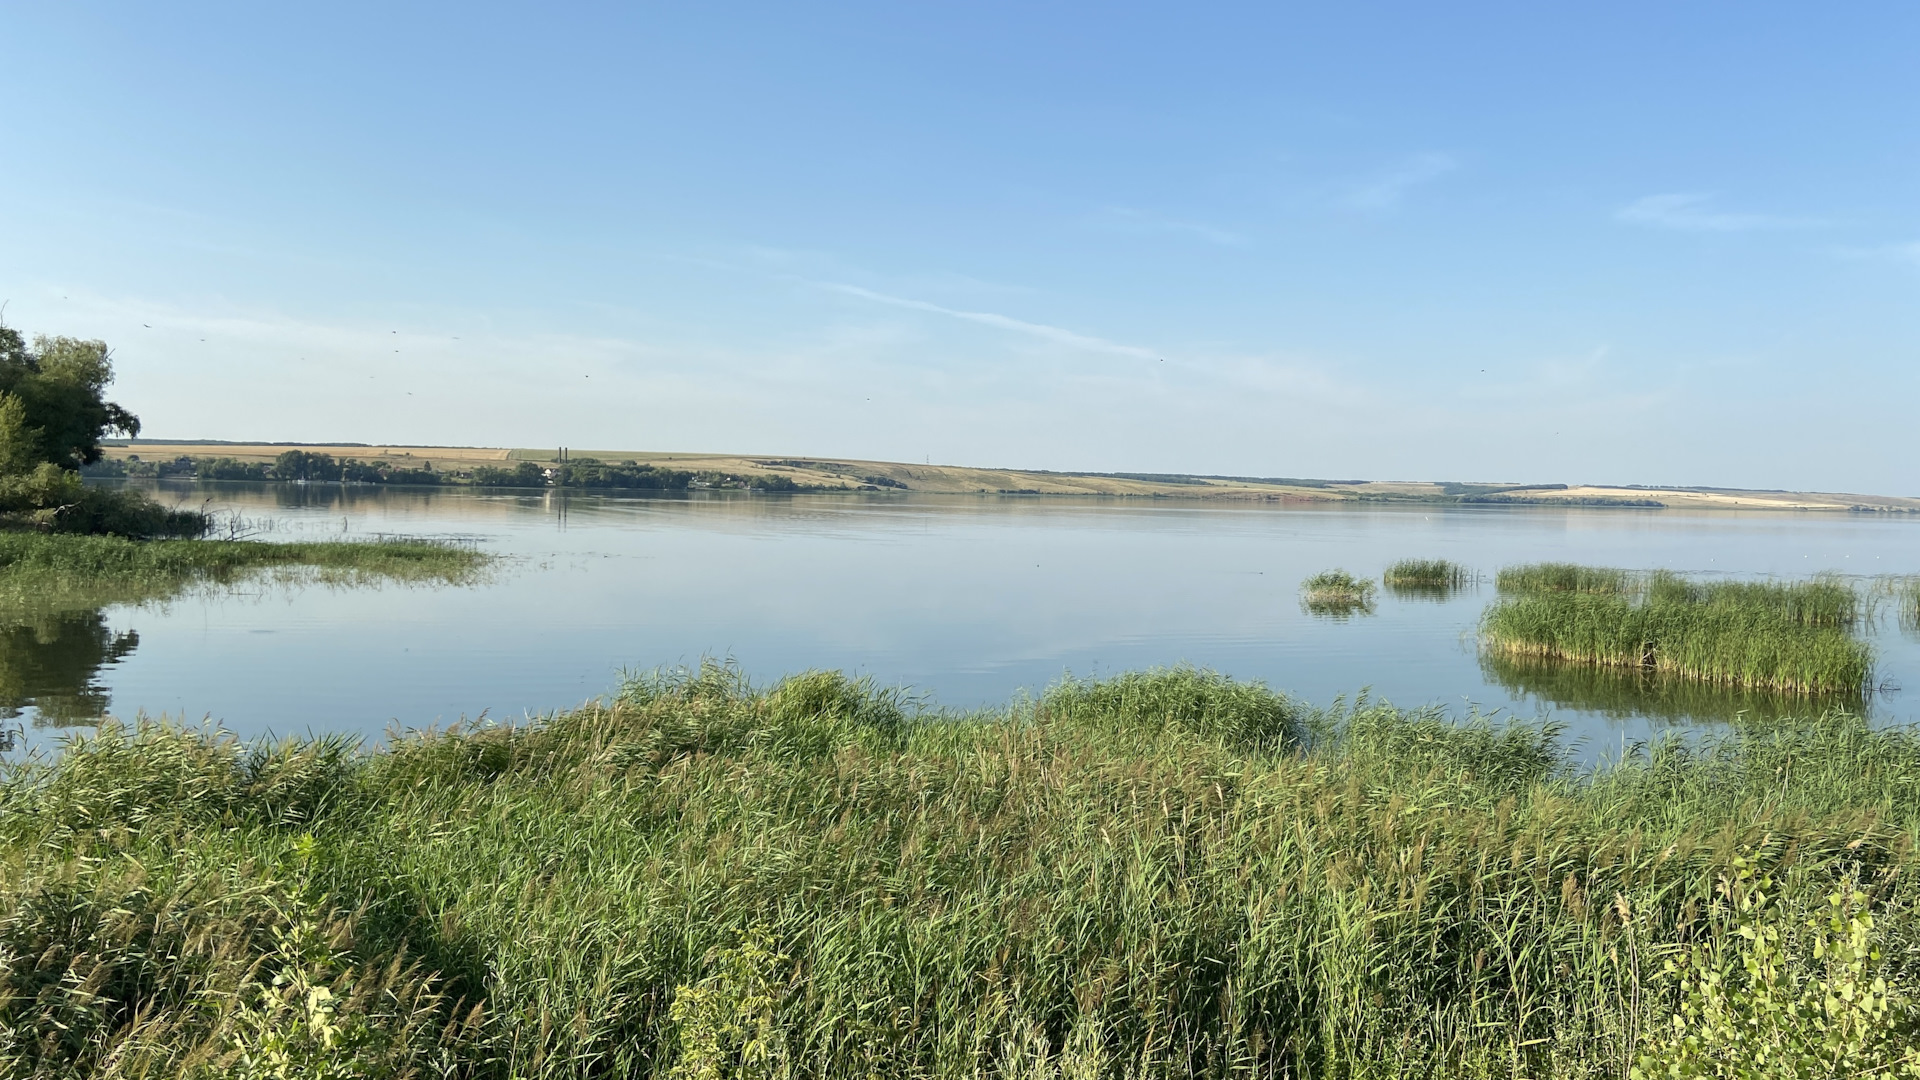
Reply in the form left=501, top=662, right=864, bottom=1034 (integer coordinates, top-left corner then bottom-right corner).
left=1482, top=567, right=1871, bottom=695
left=5, top=664, right=1920, bottom=1078
left=1381, top=558, right=1472, bottom=598
left=1381, top=558, right=1471, bottom=589
left=1299, top=568, right=1376, bottom=616
left=1893, top=576, right=1920, bottom=634
left=1495, top=562, right=1630, bottom=596
left=0, top=532, right=493, bottom=617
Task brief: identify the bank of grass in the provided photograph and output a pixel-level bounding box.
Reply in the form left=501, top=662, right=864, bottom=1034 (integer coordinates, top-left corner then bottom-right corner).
left=5, top=664, right=1920, bottom=1078
left=1483, top=565, right=1871, bottom=695
left=0, top=531, right=492, bottom=616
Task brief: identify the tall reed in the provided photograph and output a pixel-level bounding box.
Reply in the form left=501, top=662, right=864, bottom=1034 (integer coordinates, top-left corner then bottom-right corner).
left=1300, top=568, right=1376, bottom=616
left=5, top=664, right=1919, bottom=1078
left=1893, top=576, right=1920, bottom=634
left=1496, top=562, right=1629, bottom=596
left=1381, top=558, right=1472, bottom=591
left=1482, top=568, right=1871, bottom=695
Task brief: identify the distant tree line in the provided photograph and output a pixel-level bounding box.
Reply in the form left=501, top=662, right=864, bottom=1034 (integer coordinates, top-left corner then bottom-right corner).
left=83, top=452, right=835, bottom=491
left=471, top=457, right=822, bottom=491
left=84, top=451, right=442, bottom=485
left=472, top=458, right=693, bottom=490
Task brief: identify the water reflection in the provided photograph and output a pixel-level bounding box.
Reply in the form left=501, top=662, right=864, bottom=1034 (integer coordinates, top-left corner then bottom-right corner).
left=1480, top=651, right=1864, bottom=725
left=39, top=481, right=1920, bottom=750
left=0, top=608, right=137, bottom=727
left=1383, top=581, right=1468, bottom=603
left=1301, top=596, right=1376, bottom=620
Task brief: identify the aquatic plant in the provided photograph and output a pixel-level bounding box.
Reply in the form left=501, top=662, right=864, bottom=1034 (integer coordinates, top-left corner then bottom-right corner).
left=1301, top=568, right=1377, bottom=615
left=1382, top=558, right=1473, bottom=599
left=0, top=532, right=493, bottom=618
left=1891, top=576, right=1920, bottom=634
left=1382, top=558, right=1472, bottom=589
left=6, top=664, right=1920, bottom=1078
left=1479, top=650, right=1865, bottom=726
left=1497, top=562, right=1631, bottom=595
left=1481, top=569, right=1872, bottom=695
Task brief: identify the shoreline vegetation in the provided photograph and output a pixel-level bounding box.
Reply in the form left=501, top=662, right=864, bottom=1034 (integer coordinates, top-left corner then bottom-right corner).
left=1482, top=564, right=1874, bottom=695
left=94, top=440, right=1920, bottom=512
left=0, top=534, right=492, bottom=731
left=5, top=664, right=1920, bottom=1077
left=0, top=532, right=493, bottom=613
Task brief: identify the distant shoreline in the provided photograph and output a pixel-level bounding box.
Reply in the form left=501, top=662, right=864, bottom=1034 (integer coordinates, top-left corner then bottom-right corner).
left=98, top=439, right=1920, bottom=513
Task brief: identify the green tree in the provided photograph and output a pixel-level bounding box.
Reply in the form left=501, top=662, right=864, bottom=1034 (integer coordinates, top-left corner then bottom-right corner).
left=0, top=324, right=140, bottom=469
left=0, top=319, right=201, bottom=536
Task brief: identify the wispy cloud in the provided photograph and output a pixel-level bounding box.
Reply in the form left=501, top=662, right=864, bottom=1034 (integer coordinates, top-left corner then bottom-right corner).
left=816, top=282, right=1158, bottom=360
left=1097, top=206, right=1248, bottom=247
left=1343, top=153, right=1457, bottom=211
left=1615, top=193, right=1825, bottom=233
left=1820, top=239, right=1920, bottom=269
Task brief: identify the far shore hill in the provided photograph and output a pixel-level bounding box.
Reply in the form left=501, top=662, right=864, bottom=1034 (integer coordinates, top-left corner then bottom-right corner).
left=101, top=439, right=1920, bottom=513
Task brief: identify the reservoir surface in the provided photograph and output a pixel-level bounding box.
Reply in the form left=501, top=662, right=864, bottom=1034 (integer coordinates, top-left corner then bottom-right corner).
left=9, top=481, right=1920, bottom=759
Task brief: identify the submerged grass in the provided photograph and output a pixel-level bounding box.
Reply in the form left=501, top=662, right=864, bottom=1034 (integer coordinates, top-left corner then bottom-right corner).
left=1483, top=565, right=1871, bottom=695
left=0, top=532, right=493, bottom=616
left=5, top=663, right=1920, bottom=1078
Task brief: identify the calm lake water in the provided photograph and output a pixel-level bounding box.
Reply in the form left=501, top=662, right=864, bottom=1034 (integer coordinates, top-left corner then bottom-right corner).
left=9, top=481, right=1920, bottom=759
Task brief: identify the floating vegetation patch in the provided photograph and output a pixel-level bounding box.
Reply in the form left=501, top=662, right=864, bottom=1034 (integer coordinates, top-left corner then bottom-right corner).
left=1382, top=558, right=1473, bottom=597
left=1300, top=568, right=1376, bottom=617
left=1481, top=566, right=1870, bottom=695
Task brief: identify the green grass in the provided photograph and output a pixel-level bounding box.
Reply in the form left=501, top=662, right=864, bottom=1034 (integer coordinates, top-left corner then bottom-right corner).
left=1495, top=562, right=1631, bottom=595
left=1381, top=558, right=1472, bottom=595
left=1482, top=567, right=1871, bottom=695
left=1891, top=576, right=1920, bottom=634
left=0, top=532, right=493, bottom=617
left=1300, top=568, right=1376, bottom=615
left=5, top=664, right=1920, bottom=1078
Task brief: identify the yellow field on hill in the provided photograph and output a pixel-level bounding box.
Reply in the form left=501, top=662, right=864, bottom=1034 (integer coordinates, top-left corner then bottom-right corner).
left=100, top=442, right=1920, bottom=511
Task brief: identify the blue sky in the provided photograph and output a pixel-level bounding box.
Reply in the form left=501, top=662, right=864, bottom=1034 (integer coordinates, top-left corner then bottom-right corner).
left=2, top=2, right=1915, bottom=491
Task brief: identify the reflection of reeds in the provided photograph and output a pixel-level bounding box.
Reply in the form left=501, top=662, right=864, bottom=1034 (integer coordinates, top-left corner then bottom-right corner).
left=1480, top=650, right=1864, bottom=726
left=1301, top=569, right=1376, bottom=617
left=1482, top=567, right=1870, bottom=695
